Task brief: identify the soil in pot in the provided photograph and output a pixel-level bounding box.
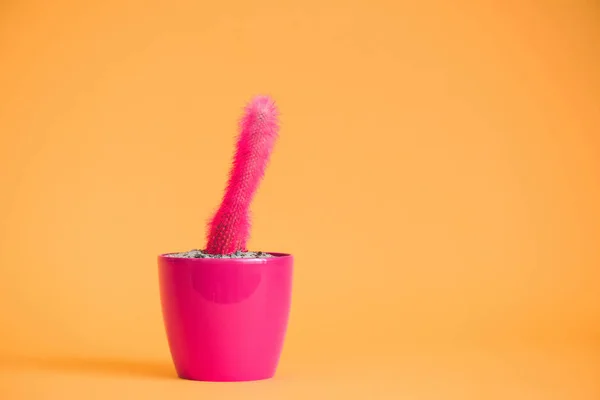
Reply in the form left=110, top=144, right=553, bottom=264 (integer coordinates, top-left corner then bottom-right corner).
left=164, top=249, right=274, bottom=259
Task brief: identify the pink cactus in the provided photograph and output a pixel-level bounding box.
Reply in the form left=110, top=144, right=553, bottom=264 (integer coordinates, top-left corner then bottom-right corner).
left=205, top=95, right=280, bottom=255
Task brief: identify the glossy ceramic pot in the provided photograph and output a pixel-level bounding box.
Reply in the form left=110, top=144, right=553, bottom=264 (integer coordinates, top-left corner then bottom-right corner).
left=158, top=252, right=293, bottom=382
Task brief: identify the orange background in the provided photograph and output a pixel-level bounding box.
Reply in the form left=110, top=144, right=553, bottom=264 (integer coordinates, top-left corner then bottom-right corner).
left=1, top=0, right=599, bottom=398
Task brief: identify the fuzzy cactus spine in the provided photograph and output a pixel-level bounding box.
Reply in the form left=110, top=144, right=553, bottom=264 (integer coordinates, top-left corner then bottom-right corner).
left=205, top=95, right=280, bottom=255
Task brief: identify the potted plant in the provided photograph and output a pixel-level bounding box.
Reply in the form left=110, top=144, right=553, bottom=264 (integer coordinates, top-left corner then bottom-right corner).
left=157, top=95, right=293, bottom=382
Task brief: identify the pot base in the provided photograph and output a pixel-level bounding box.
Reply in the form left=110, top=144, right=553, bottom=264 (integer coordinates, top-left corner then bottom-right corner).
left=177, top=371, right=275, bottom=382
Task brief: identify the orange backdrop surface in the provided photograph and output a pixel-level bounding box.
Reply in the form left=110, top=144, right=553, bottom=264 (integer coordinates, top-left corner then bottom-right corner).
left=0, top=0, right=599, bottom=398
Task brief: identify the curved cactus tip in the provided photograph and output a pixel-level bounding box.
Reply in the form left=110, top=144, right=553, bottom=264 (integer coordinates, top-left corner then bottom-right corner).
left=245, top=94, right=279, bottom=120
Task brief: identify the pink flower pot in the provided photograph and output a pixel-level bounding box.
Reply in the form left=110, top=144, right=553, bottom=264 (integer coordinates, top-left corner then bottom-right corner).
left=157, top=252, right=293, bottom=382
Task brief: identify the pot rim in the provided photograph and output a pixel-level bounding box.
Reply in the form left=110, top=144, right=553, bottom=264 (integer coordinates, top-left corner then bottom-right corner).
left=158, top=251, right=292, bottom=262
